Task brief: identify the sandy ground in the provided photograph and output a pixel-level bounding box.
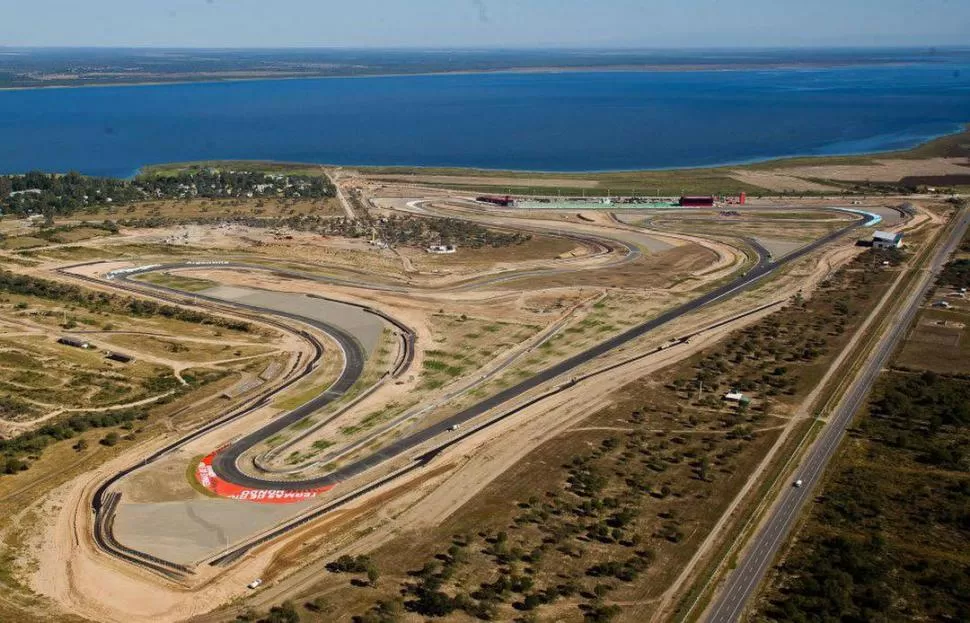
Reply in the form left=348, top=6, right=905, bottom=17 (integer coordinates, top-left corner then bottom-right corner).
left=745, top=157, right=970, bottom=186
left=19, top=189, right=916, bottom=623
left=730, top=170, right=843, bottom=192
left=29, top=246, right=827, bottom=623
left=0, top=293, right=292, bottom=436
left=174, top=268, right=598, bottom=469
left=28, top=446, right=273, bottom=623
left=211, top=232, right=864, bottom=621
left=367, top=173, right=601, bottom=189
left=752, top=237, right=808, bottom=258
left=24, top=320, right=335, bottom=622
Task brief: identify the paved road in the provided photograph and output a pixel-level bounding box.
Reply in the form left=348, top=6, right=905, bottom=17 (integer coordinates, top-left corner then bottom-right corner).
left=703, top=207, right=970, bottom=623
left=122, top=219, right=857, bottom=491
left=328, top=171, right=357, bottom=220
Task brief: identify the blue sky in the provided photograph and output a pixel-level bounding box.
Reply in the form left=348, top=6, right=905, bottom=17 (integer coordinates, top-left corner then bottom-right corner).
left=1, top=0, right=968, bottom=48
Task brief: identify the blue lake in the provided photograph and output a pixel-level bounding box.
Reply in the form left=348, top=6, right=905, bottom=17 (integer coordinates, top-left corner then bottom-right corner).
left=1, top=62, right=968, bottom=177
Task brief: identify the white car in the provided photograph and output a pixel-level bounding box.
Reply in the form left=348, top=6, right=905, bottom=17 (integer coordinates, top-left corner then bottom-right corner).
left=793, top=479, right=803, bottom=488
left=448, top=424, right=461, bottom=432
left=247, top=578, right=263, bottom=589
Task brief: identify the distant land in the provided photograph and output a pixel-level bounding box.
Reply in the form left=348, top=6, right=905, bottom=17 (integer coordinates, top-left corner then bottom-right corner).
left=141, top=125, right=970, bottom=197
left=0, top=47, right=967, bottom=90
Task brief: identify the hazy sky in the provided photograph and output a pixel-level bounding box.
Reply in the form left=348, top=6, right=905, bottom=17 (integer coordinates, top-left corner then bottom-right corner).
left=1, top=0, right=968, bottom=48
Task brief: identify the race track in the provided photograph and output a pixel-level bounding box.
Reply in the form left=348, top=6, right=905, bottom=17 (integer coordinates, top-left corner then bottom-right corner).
left=68, top=205, right=865, bottom=577
left=116, top=218, right=859, bottom=493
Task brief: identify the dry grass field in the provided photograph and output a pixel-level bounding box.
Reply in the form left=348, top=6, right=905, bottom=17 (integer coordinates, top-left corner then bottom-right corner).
left=0, top=168, right=937, bottom=623
left=261, top=248, right=906, bottom=623
left=754, top=239, right=970, bottom=622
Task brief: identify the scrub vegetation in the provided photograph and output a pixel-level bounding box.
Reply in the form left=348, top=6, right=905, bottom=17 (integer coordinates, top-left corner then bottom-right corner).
left=119, top=213, right=532, bottom=250
left=0, top=270, right=252, bottom=332
left=247, top=249, right=904, bottom=622
left=0, top=170, right=334, bottom=218
left=755, top=245, right=970, bottom=623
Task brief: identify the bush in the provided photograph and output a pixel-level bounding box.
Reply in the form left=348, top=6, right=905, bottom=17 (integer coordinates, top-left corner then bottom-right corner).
left=326, top=554, right=373, bottom=574
left=405, top=588, right=455, bottom=617
left=260, top=601, right=300, bottom=623
left=583, top=603, right=622, bottom=622
left=2, top=457, right=28, bottom=474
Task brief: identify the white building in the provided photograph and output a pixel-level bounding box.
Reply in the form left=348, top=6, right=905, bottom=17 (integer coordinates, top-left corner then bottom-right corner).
left=872, top=231, right=903, bottom=249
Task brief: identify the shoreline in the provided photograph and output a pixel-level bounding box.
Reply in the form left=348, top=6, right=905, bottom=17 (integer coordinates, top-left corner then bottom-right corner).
left=126, top=123, right=968, bottom=180
left=0, top=60, right=924, bottom=93
left=1, top=120, right=960, bottom=181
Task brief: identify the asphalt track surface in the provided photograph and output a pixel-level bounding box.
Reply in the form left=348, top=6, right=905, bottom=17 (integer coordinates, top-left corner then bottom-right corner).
left=110, top=268, right=368, bottom=485
left=75, top=222, right=637, bottom=521
left=703, top=208, right=970, bottom=623
left=119, top=217, right=860, bottom=492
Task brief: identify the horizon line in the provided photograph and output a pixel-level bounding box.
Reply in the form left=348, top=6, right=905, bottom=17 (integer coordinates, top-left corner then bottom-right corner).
left=2, top=44, right=970, bottom=52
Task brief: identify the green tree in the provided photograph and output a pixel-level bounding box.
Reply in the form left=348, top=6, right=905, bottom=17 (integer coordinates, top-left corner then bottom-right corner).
left=366, top=565, right=380, bottom=587
left=261, top=600, right=299, bottom=623
left=304, top=597, right=332, bottom=613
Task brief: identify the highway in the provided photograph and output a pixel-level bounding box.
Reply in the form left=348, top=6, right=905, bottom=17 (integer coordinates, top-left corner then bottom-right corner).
left=702, top=207, right=970, bottom=623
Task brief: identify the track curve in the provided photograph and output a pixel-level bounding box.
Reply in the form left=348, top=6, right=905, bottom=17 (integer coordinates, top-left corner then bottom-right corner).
left=60, top=206, right=867, bottom=579
left=109, top=214, right=858, bottom=493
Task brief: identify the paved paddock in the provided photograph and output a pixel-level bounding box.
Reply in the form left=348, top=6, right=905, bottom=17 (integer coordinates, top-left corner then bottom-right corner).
left=113, top=498, right=315, bottom=565
left=202, top=285, right=385, bottom=353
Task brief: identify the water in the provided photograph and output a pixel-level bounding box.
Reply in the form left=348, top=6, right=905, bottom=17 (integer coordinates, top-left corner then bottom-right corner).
left=1, top=59, right=968, bottom=177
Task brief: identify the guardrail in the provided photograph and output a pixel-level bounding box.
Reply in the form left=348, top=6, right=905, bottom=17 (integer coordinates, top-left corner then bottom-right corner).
left=302, top=295, right=418, bottom=378
left=66, top=211, right=858, bottom=573
left=58, top=265, right=331, bottom=575
left=209, top=460, right=427, bottom=566
left=93, top=492, right=191, bottom=580
left=207, top=296, right=792, bottom=565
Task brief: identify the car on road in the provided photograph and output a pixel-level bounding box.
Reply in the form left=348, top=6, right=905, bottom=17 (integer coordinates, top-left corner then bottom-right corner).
left=448, top=424, right=460, bottom=431
left=247, top=578, right=263, bottom=589
left=793, top=479, right=803, bottom=488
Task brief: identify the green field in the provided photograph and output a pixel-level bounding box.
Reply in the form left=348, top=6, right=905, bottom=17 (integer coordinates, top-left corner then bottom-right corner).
left=139, top=160, right=327, bottom=177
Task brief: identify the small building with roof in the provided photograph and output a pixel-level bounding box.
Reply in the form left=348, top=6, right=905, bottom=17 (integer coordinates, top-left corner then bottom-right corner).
left=723, top=391, right=750, bottom=404
left=872, top=231, right=903, bottom=249
left=57, top=336, right=91, bottom=349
